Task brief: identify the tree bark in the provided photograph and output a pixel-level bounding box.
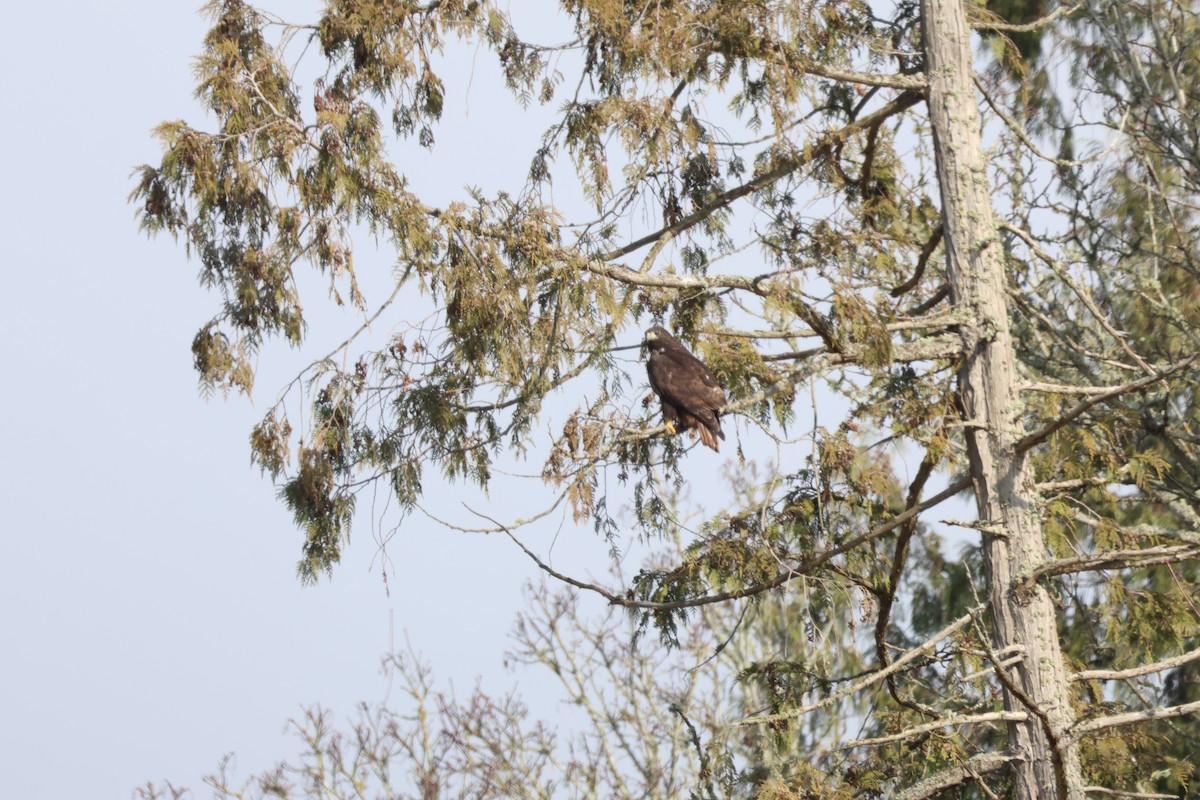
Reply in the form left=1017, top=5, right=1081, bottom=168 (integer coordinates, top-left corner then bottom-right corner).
left=921, top=1, right=1084, bottom=798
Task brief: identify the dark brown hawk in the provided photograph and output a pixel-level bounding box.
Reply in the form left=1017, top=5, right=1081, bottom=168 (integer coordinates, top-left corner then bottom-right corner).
left=644, top=326, right=728, bottom=451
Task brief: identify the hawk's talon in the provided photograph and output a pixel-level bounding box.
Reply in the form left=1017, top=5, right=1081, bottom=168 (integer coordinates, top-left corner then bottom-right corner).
left=664, top=419, right=677, bottom=436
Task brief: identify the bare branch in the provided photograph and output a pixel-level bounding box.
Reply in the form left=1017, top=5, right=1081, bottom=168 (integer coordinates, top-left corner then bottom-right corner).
left=840, top=711, right=1028, bottom=750
left=961, top=652, right=1027, bottom=683
left=970, top=2, right=1081, bottom=32
left=798, top=63, right=926, bottom=90
left=1002, top=222, right=1161, bottom=380
left=1022, top=545, right=1200, bottom=589
left=1021, top=381, right=1136, bottom=396
left=1069, top=699, right=1200, bottom=741
left=1066, top=512, right=1200, bottom=546
left=891, top=224, right=944, bottom=297
left=895, top=754, right=1015, bottom=800
left=976, top=75, right=1125, bottom=169
left=1074, top=642, right=1200, bottom=682
left=1082, top=787, right=1179, bottom=800
left=876, top=451, right=939, bottom=717
left=1035, top=476, right=1128, bottom=493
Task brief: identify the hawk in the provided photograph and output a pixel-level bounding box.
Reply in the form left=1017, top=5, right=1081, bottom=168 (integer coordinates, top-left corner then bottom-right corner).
left=644, top=326, right=728, bottom=451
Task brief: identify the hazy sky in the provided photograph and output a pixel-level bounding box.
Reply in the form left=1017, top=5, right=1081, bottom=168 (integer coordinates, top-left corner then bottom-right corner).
left=0, top=4, right=599, bottom=797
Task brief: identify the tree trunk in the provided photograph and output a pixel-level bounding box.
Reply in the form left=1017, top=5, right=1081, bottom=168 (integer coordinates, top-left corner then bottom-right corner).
left=921, top=1, right=1083, bottom=798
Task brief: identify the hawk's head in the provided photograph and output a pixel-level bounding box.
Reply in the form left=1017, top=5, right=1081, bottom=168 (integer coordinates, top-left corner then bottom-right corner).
left=644, top=326, right=673, bottom=352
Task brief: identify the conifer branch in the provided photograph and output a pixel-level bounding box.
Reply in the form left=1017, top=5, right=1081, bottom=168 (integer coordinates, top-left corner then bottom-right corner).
left=1068, top=699, right=1200, bottom=741
left=481, top=474, right=972, bottom=613
left=895, top=754, right=1014, bottom=800
left=740, top=600, right=985, bottom=727
left=839, top=711, right=1027, bottom=750
left=1022, top=545, right=1200, bottom=589
left=970, top=2, right=1082, bottom=32
left=603, top=90, right=923, bottom=261
left=1015, top=356, right=1199, bottom=454
left=796, top=63, right=927, bottom=90
left=1073, top=642, right=1200, bottom=682
left=1082, top=787, right=1179, bottom=799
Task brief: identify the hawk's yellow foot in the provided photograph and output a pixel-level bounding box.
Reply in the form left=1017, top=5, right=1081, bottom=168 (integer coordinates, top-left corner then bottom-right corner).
left=664, top=419, right=677, bottom=435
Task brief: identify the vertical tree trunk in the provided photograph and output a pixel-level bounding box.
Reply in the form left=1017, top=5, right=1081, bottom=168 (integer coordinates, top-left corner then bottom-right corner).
left=921, top=1, right=1083, bottom=798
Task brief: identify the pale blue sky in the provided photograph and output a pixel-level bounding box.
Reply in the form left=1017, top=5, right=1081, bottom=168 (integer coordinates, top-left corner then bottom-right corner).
left=0, top=5, right=589, bottom=796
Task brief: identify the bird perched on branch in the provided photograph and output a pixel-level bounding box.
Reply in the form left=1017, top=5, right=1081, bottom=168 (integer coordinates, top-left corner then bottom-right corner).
left=644, top=326, right=727, bottom=451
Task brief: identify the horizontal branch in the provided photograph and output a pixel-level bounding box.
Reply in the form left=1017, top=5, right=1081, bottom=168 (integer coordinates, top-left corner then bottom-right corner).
left=895, top=754, right=1014, bottom=800
left=1035, top=475, right=1128, bottom=493
left=1021, top=380, right=1131, bottom=396
left=758, top=331, right=961, bottom=367
left=1067, top=512, right=1200, bottom=547
left=1083, top=787, right=1178, bottom=800
left=461, top=354, right=596, bottom=413
left=798, top=62, right=927, bottom=90
left=577, top=256, right=764, bottom=293
left=1073, top=642, right=1200, bottom=682
left=960, top=652, right=1025, bottom=683
left=840, top=711, right=1027, bottom=750
left=1068, top=699, right=1200, bottom=741
left=1021, top=544, right=1200, bottom=589
left=971, top=1, right=1081, bottom=33
left=717, top=312, right=967, bottom=345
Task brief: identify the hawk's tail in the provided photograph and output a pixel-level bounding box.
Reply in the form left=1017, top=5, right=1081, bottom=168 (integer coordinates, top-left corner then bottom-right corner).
left=698, top=424, right=722, bottom=452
